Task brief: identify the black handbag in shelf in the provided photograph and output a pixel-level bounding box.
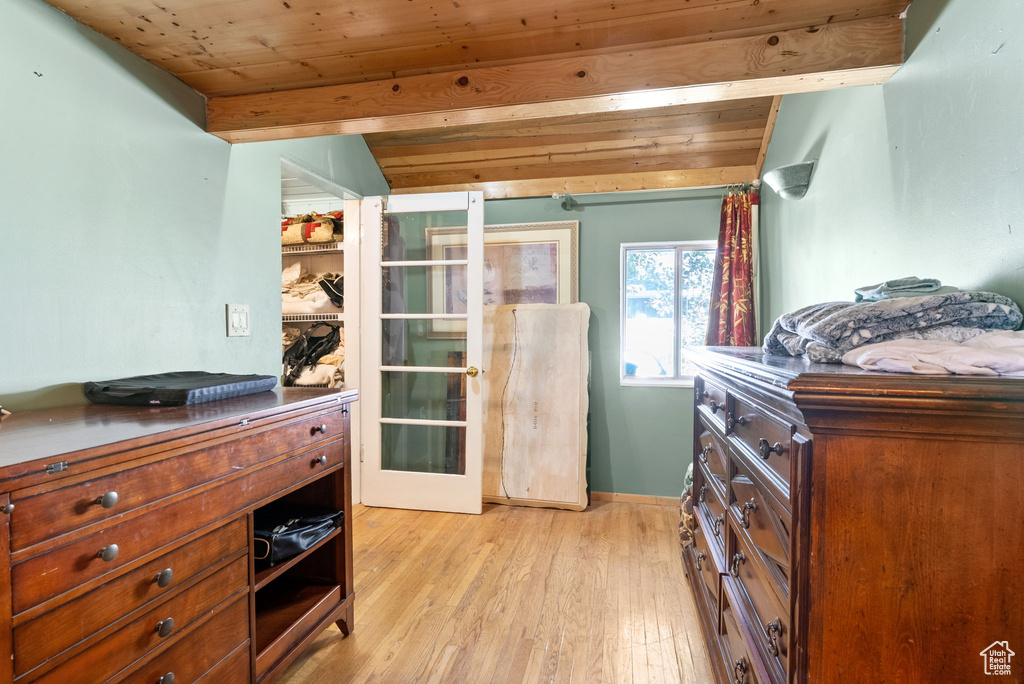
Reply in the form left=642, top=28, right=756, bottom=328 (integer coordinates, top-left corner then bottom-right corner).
left=253, top=501, right=344, bottom=568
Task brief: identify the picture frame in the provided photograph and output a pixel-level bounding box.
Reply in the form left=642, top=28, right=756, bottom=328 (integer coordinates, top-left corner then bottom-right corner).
left=426, top=221, right=579, bottom=338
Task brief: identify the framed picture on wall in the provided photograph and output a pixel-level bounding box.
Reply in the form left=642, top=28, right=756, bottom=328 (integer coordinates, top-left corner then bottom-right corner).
left=426, top=221, right=579, bottom=338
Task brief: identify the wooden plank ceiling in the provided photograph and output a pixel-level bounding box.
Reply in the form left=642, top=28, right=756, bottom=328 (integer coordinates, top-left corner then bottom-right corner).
left=45, top=0, right=912, bottom=197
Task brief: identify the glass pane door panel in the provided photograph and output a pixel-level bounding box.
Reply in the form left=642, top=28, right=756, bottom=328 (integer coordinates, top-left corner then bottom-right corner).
left=383, top=264, right=468, bottom=315
left=381, top=370, right=467, bottom=423
left=380, top=320, right=468, bottom=368
left=381, top=422, right=466, bottom=475
left=383, top=212, right=468, bottom=262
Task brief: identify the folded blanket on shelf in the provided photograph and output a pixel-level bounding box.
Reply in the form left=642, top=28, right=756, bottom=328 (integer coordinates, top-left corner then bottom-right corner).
left=291, top=363, right=344, bottom=387
left=764, top=291, right=1023, bottom=363
left=843, top=330, right=1024, bottom=376
left=282, top=263, right=343, bottom=314
left=282, top=326, right=302, bottom=353
left=854, top=276, right=959, bottom=302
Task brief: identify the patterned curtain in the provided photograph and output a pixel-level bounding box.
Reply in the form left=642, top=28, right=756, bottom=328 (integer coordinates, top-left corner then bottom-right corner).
left=705, top=190, right=759, bottom=346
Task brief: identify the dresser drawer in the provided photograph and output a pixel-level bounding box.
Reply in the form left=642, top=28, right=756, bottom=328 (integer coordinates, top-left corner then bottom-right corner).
left=696, top=425, right=729, bottom=493
left=14, top=519, right=246, bottom=675
left=691, top=523, right=720, bottom=616
left=195, top=642, right=250, bottom=684
left=729, top=457, right=791, bottom=602
left=728, top=528, right=790, bottom=684
left=13, top=445, right=341, bottom=613
left=11, top=408, right=345, bottom=551
left=697, top=377, right=728, bottom=432
left=727, top=395, right=793, bottom=498
left=696, top=464, right=726, bottom=555
left=118, top=595, right=249, bottom=684
left=26, top=558, right=248, bottom=684
left=720, top=578, right=765, bottom=684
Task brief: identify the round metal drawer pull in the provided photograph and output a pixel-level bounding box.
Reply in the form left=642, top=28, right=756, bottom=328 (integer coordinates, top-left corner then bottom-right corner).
left=733, top=658, right=748, bottom=684
left=698, top=445, right=711, bottom=465
left=698, top=484, right=707, bottom=504
left=154, top=568, right=174, bottom=588
left=695, top=550, right=706, bottom=572
left=98, top=544, right=119, bottom=562
left=758, top=438, right=783, bottom=460
left=312, top=455, right=328, bottom=467
left=156, top=617, right=175, bottom=638
left=707, top=400, right=724, bottom=414
left=158, top=673, right=175, bottom=684
left=701, top=390, right=710, bottom=399
left=765, top=617, right=782, bottom=657
left=313, top=424, right=328, bottom=435
left=1, top=504, right=13, bottom=515
left=739, top=499, right=757, bottom=529
left=712, top=515, right=724, bottom=537
left=727, top=415, right=747, bottom=431
left=729, top=551, right=746, bottom=578
left=96, top=491, right=119, bottom=509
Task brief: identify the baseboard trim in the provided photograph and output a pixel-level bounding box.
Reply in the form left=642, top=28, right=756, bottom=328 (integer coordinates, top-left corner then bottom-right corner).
left=590, top=491, right=678, bottom=507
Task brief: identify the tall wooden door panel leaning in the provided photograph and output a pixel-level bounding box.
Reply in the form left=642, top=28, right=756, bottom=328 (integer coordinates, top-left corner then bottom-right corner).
left=681, top=347, right=1024, bottom=684
left=0, top=388, right=356, bottom=684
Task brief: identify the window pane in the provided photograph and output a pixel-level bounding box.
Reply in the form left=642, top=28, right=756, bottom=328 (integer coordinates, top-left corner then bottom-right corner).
left=679, top=249, right=717, bottom=375
left=623, top=249, right=676, bottom=378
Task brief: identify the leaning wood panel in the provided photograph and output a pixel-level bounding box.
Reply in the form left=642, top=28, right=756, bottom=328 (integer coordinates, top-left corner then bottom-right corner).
left=206, top=17, right=904, bottom=142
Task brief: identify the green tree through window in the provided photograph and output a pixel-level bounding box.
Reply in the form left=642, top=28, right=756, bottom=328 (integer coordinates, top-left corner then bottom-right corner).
left=622, top=242, right=716, bottom=382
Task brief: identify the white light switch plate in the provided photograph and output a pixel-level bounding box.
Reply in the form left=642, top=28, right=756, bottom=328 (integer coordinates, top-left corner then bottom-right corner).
left=226, top=304, right=251, bottom=337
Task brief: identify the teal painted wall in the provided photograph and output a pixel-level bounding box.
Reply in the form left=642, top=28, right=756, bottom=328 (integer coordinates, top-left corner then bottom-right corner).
left=485, top=192, right=722, bottom=497
left=0, top=0, right=388, bottom=411
left=760, top=0, right=1024, bottom=327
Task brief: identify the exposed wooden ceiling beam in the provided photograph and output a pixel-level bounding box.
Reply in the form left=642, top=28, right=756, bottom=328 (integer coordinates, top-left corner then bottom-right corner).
left=755, top=96, right=784, bottom=175
left=207, top=16, right=903, bottom=143
left=391, top=166, right=759, bottom=200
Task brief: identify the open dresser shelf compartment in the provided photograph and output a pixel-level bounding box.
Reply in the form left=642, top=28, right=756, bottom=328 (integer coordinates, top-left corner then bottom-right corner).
left=253, top=525, right=344, bottom=592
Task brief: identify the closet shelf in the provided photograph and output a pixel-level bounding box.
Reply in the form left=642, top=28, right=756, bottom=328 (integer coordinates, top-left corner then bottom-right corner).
left=283, top=313, right=345, bottom=323
left=282, top=243, right=344, bottom=256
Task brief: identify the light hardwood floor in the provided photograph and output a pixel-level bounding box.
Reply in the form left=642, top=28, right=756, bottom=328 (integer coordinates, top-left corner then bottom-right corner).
left=278, top=502, right=712, bottom=684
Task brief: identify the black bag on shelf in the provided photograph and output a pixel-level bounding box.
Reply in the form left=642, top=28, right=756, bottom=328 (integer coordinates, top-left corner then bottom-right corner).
left=318, top=275, right=344, bottom=308
left=282, top=323, right=341, bottom=386
left=253, top=501, right=344, bottom=568
left=84, top=371, right=277, bottom=407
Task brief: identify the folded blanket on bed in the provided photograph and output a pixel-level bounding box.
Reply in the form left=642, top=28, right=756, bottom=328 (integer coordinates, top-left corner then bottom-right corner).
left=764, top=291, right=1022, bottom=363
left=843, top=330, right=1024, bottom=376
left=854, top=276, right=959, bottom=302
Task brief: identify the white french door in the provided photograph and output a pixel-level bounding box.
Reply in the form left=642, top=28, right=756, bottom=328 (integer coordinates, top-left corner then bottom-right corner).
left=360, top=192, right=484, bottom=513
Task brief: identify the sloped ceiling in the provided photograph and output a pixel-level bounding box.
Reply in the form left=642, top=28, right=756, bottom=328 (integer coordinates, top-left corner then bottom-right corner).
left=44, top=0, right=912, bottom=196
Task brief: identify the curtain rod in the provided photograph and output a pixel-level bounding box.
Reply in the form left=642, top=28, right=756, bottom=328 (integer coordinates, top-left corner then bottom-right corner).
left=548, top=179, right=760, bottom=210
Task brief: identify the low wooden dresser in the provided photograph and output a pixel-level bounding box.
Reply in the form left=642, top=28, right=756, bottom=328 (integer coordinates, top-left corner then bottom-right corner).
left=682, top=347, right=1024, bottom=683
left=0, top=388, right=356, bottom=684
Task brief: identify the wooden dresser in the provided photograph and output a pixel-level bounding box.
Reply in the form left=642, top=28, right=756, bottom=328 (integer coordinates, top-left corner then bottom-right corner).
left=682, top=347, right=1024, bottom=684
left=0, top=388, right=356, bottom=684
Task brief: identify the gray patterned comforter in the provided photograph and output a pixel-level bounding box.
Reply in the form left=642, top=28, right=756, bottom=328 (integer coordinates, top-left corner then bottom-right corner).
left=763, top=291, right=1023, bottom=363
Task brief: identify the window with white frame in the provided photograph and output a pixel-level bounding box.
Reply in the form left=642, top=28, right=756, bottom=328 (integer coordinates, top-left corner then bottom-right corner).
left=620, top=241, right=717, bottom=386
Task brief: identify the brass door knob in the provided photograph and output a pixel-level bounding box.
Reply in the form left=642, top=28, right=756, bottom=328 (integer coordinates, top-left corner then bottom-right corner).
left=465, top=366, right=479, bottom=377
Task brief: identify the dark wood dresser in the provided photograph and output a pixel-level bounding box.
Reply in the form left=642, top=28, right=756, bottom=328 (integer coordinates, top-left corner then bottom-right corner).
left=0, top=388, right=356, bottom=684
left=682, top=347, right=1024, bottom=684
